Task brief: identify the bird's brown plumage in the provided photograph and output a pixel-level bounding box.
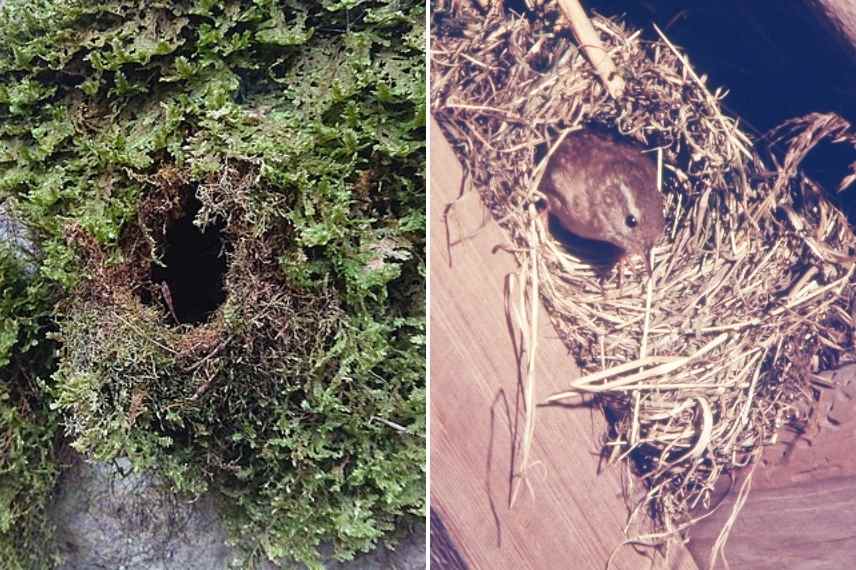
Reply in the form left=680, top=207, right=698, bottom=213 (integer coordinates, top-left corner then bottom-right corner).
left=540, top=130, right=665, bottom=273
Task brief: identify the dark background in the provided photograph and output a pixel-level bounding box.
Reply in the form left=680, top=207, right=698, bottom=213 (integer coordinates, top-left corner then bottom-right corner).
left=585, top=0, right=856, bottom=220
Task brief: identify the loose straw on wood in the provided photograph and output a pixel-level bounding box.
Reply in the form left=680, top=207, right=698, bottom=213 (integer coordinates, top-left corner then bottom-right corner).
left=509, top=206, right=543, bottom=508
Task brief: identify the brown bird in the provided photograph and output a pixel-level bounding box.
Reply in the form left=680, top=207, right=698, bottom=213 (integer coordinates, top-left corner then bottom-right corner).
left=539, top=130, right=665, bottom=276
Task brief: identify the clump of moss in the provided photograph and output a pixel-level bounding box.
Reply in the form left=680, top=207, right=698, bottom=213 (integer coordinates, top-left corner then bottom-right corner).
left=0, top=245, right=61, bottom=570
left=0, top=0, right=424, bottom=567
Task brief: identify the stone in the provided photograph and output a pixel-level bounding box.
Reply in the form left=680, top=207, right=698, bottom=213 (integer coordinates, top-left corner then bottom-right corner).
left=49, top=454, right=425, bottom=570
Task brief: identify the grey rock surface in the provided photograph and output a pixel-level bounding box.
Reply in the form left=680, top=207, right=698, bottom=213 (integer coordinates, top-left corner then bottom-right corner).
left=0, top=201, right=37, bottom=272
left=51, top=457, right=238, bottom=570
left=49, top=455, right=425, bottom=570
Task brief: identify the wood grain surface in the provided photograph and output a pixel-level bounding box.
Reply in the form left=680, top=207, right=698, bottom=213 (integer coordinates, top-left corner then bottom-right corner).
left=688, top=476, right=856, bottom=570
left=429, top=117, right=698, bottom=570
left=687, top=363, right=856, bottom=569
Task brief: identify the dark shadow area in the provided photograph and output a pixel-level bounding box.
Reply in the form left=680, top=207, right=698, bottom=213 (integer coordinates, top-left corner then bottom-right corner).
left=547, top=213, right=624, bottom=277
left=149, top=195, right=228, bottom=325
left=487, top=389, right=512, bottom=548
left=587, top=1, right=856, bottom=130
left=430, top=508, right=470, bottom=570
left=800, top=138, right=856, bottom=223
left=583, top=0, right=856, bottom=224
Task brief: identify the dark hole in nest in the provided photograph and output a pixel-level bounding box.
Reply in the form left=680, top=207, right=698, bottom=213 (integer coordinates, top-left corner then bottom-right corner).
left=147, top=195, right=228, bottom=325
left=546, top=210, right=625, bottom=277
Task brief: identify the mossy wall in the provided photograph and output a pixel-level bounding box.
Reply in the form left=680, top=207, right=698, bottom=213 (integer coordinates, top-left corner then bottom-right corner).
left=0, top=1, right=425, bottom=567
left=0, top=247, right=61, bottom=570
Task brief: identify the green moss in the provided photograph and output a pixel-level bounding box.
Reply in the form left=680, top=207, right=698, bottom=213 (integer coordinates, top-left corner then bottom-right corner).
left=0, top=247, right=62, bottom=569
left=0, top=0, right=425, bottom=567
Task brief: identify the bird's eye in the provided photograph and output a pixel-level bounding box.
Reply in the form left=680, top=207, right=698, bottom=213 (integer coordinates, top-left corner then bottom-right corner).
left=625, top=215, right=638, bottom=228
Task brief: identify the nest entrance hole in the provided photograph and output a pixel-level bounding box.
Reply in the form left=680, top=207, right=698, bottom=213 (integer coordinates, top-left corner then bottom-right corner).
left=546, top=213, right=625, bottom=276
left=149, top=195, right=228, bottom=325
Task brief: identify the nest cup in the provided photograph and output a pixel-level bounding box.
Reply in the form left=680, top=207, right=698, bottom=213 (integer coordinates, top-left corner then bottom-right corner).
left=432, top=1, right=856, bottom=554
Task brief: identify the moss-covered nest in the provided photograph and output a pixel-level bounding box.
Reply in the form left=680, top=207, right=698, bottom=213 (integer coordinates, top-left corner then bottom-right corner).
left=0, top=0, right=425, bottom=567
left=432, top=1, right=856, bottom=564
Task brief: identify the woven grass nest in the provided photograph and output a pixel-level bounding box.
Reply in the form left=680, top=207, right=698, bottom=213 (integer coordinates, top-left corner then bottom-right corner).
left=431, top=0, right=856, bottom=562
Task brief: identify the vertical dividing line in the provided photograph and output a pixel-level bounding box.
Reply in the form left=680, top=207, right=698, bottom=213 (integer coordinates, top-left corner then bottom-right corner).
left=424, top=0, right=432, bottom=555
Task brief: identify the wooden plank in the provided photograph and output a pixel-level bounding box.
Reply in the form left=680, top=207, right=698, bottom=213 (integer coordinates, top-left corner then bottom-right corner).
left=687, top=364, right=856, bottom=568
left=429, top=117, right=698, bottom=570
left=687, top=477, right=856, bottom=570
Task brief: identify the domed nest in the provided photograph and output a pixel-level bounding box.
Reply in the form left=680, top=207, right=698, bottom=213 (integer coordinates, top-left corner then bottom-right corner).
left=432, top=0, right=856, bottom=559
